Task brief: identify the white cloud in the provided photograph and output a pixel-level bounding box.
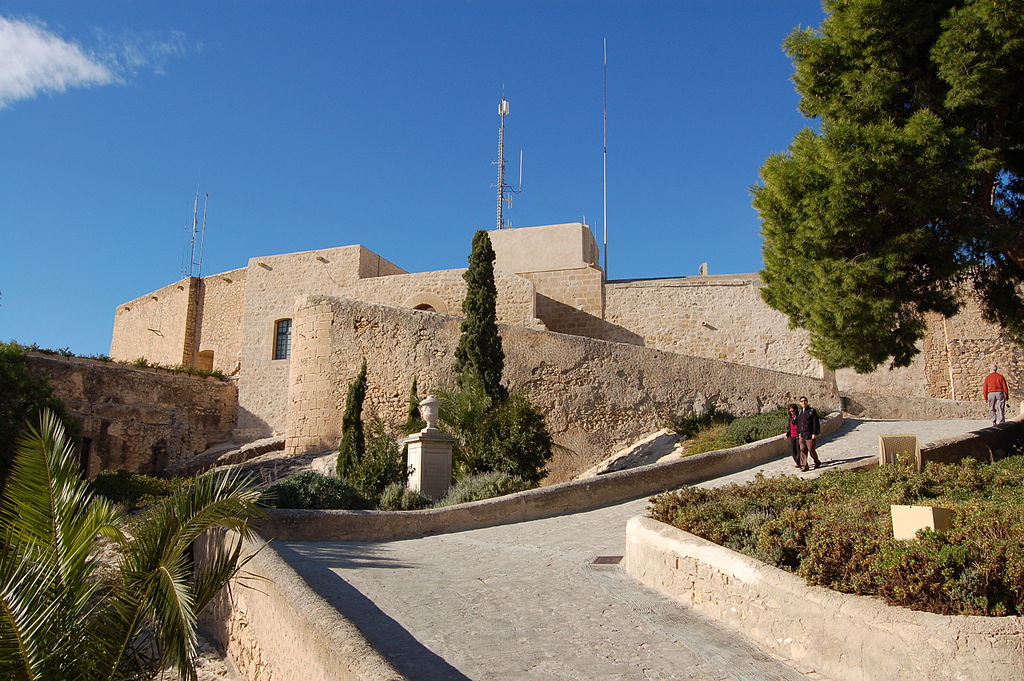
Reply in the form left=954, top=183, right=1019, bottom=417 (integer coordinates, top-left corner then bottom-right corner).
left=0, top=16, right=116, bottom=108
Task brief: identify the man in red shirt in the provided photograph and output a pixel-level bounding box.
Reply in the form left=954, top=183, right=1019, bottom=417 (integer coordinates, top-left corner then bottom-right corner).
left=983, top=365, right=1010, bottom=425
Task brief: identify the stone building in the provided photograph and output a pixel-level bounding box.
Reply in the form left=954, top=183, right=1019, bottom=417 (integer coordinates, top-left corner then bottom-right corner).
left=107, top=222, right=1021, bottom=478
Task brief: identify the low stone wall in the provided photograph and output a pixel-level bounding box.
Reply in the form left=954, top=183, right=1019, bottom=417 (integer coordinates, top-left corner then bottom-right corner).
left=624, top=516, right=1024, bottom=681
left=28, top=353, right=237, bottom=475
left=196, top=533, right=406, bottom=681
left=258, top=415, right=842, bottom=542
left=842, top=390, right=994, bottom=420
left=920, top=417, right=1024, bottom=468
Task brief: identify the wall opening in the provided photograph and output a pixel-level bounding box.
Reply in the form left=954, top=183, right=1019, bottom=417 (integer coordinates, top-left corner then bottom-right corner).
left=403, top=293, right=448, bottom=314
left=273, top=319, right=292, bottom=360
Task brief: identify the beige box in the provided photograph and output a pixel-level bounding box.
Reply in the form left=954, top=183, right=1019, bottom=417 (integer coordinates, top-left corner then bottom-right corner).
left=879, top=434, right=920, bottom=467
left=890, top=504, right=953, bottom=540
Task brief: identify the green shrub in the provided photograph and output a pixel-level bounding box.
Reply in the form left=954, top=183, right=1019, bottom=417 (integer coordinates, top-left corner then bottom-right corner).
left=433, top=471, right=531, bottom=507
left=377, top=482, right=430, bottom=511
left=669, top=404, right=733, bottom=438
left=0, top=341, right=79, bottom=486
left=438, top=373, right=554, bottom=485
left=263, top=471, right=366, bottom=509
left=89, top=469, right=175, bottom=508
left=342, top=416, right=407, bottom=505
left=650, top=456, right=1024, bottom=616
left=723, top=407, right=790, bottom=444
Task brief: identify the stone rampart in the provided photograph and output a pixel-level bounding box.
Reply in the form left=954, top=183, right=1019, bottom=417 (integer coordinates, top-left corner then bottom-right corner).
left=604, top=275, right=822, bottom=378
left=842, top=391, right=991, bottom=420
left=194, top=267, right=247, bottom=374
left=110, top=277, right=198, bottom=367
left=283, top=296, right=839, bottom=482
left=28, top=353, right=236, bottom=475
left=624, top=515, right=1024, bottom=681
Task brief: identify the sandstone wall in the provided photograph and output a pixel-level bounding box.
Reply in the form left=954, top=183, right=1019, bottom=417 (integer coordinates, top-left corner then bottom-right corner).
left=28, top=353, right=236, bottom=475
left=604, top=275, right=822, bottom=378
left=283, top=297, right=838, bottom=482
left=193, top=267, right=247, bottom=374
left=836, top=302, right=1023, bottom=400
left=110, top=278, right=198, bottom=366
left=342, top=268, right=541, bottom=328
left=235, top=245, right=406, bottom=440
left=520, top=266, right=610, bottom=339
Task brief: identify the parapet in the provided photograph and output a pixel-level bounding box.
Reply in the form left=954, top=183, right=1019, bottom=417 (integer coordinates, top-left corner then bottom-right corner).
left=489, top=223, right=600, bottom=275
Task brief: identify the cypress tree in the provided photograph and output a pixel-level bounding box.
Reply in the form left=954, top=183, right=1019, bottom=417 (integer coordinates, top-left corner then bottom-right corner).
left=405, top=377, right=425, bottom=434
left=336, top=359, right=367, bottom=478
left=454, top=230, right=506, bottom=401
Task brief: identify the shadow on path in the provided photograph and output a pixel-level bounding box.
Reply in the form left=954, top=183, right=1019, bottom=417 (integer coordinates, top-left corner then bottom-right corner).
left=274, top=542, right=474, bottom=681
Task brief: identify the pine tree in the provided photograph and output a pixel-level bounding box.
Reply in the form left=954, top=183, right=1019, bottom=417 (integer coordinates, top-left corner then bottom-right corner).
left=454, top=230, right=507, bottom=401
left=336, top=359, right=367, bottom=478
left=754, top=0, right=1024, bottom=372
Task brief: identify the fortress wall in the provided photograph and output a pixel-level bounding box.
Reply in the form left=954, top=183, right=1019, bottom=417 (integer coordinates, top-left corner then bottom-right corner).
left=110, top=277, right=198, bottom=366
left=835, top=302, right=1022, bottom=401
left=194, top=267, right=247, bottom=374
left=283, top=296, right=838, bottom=483
left=603, top=275, right=822, bottom=378
left=28, top=353, right=236, bottom=475
left=519, top=266, right=607, bottom=338
left=235, top=245, right=376, bottom=440
left=341, top=267, right=541, bottom=328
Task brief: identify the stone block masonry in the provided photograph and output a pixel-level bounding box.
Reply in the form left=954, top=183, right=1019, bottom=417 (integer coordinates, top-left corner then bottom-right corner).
left=28, top=353, right=237, bottom=476
left=283, top=296, right=839, bottom=483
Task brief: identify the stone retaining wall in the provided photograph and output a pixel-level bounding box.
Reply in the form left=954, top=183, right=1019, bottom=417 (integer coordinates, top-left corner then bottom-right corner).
left=919, top=417, right=1024, bottom=468
left=282, top=296, right=840, bottom=482
left=258, top=415, right=842, bottom=542
left=624, top=515, right=1024, bottom=681
left=28, top=353, right=236, bottom=475
left=197, top=532, right=406, bottom=681
left=841, top=390, right=993, bottom=420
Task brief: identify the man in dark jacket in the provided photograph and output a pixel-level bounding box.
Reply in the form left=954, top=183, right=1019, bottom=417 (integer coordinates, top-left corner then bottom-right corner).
left=796, top=396, right=821, bottom=471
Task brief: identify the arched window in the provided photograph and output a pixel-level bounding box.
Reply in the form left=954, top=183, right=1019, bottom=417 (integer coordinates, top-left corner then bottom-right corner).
left=273, top=319, right=292, bottom=360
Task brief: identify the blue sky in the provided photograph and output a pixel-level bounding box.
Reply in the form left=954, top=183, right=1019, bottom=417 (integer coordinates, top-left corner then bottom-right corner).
left=0, top=1, right=825, bottom=357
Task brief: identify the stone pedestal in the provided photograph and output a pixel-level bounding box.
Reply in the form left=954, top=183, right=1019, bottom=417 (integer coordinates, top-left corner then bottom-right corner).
left=401, top=428, right=455, bottom=500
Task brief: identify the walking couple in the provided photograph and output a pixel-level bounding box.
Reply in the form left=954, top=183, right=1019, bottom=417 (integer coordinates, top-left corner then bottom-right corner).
left=786, top=397, right=821, bottom=472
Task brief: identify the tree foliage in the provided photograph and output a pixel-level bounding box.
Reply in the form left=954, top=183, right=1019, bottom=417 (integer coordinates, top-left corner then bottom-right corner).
left=0, top=342, right=76, bottom=487
left=754, top=0, right=1024, bottom=372
left=454, top=230, right=507, bottom=401
left=0, top=409, right=261, bottom=681
left=336, top=359, right=367, bottom=478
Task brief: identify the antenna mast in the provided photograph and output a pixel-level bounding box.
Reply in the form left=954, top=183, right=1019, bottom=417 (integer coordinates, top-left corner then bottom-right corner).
left=602, top=38, right=609, bottom=280
left=183, top=190, right=209, bottom=278
left=493, top=96, right=522, bottom=229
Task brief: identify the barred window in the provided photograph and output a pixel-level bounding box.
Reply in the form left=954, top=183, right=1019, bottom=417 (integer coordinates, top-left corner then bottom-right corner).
left=273, top=319, right=292, bottom=360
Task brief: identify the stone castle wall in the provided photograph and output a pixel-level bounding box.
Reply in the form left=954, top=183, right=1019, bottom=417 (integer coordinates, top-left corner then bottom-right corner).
left=194, top=267, right=248, bottom=374
left=283, top=296, right=838, bottom=483
left=110, top=278, right=198, bottom=367
left=28, top=353, right=236, bottom=476
left=603, top=275, right=822, bottom=378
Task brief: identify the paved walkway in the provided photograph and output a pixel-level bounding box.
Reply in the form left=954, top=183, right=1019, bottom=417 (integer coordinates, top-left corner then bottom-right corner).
left=277, top=418, right=989, bottom=681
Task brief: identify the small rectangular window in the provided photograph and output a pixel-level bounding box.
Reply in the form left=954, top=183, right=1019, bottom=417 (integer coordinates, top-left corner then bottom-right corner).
left=274, top=319, right=292, bottom=360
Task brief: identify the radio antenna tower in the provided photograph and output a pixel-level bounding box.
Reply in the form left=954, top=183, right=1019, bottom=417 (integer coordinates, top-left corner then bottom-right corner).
left=183, top=190, right=210, bottom=278
left=493, top=96, right=523, bottom=229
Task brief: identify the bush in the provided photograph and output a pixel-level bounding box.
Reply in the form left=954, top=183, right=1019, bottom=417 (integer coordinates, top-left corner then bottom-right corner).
left=263, top=471, right=366, bottom=509
left=723, top=406, right=791, bottom=444
left=0, top=341, right=78, bottom=486
left=377, top=482, right=430, bottom=511
left=650, top=456, right=1024, bottom=616
left=433, top=471, right=531, bottom=507
left=669, top=404, right=733, bottom=438
left=89, top=469, right=175, bottom=508
left=438, top=372, right=554, bottom=484
left=342, top=416, right=408, bottom=505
